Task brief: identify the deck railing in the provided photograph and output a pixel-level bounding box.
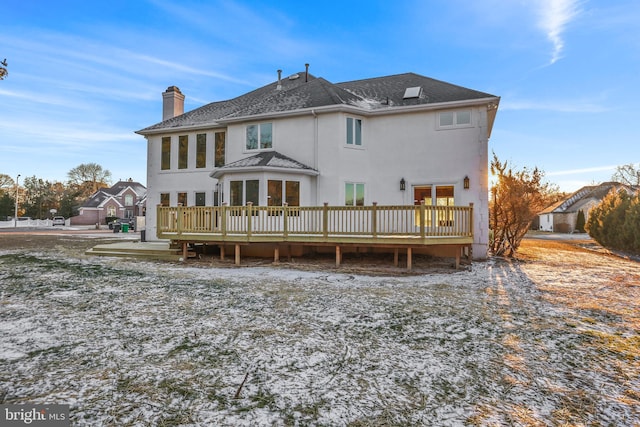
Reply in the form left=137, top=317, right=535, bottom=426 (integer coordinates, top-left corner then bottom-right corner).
left=157, top=202, right=473, bottom=243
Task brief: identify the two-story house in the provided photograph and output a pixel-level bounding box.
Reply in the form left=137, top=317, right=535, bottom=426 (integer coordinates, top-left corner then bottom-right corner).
left=136, top=68, right=499, bottom=259
left=71, top=179, right=147, bottom=227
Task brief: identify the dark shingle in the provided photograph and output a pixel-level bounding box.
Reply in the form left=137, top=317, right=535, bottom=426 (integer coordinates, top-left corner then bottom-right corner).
left=138, top=71, right=497, bottom=133
left=219, top=151, right=314, bottom=170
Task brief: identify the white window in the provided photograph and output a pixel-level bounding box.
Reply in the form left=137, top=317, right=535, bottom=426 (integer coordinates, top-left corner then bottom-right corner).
left=246, top=123, right=272, bottom=150
left=124, top=194, right=133, bottom=206
left=230, top=180, right=259, bottom=206
left=346, top=117, right=362, bottom=146
left=345, top=182, right=365, bottom=206
left=438, top=110, right=472, bottom=128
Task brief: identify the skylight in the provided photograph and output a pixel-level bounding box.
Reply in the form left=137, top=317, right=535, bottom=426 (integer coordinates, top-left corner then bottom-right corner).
left=403, top=86, right=422, bottom=99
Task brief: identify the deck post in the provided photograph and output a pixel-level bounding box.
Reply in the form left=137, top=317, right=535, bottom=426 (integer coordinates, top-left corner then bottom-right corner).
left=177, top=204, right=183, bottom=236
left=372, top=202, right=378, bottom=238
left=419, top=201, right=426, bottom=240
left=336, top=245, right=341, bottom=266
left=235, top=244, right=240, bottom=266
left=182, top=242, right=188, bottom=261
left=246, top=202, right=253, bottom=239
left=274, top=246, right=280, bottom=264
left=221, top=203, right=228, bottom=238
left=469, top=203, right=474, bottom=238
left=220, top=245, right=225, bottom=260
left=283, top=203, right=289, bottom=239
left=407, top=247, right=412, bottom=270
left=394, top=248, right=399, bottom=267
left=455, top=246, right=461, bottom=269
left=323, top=203, right=329, bottom=239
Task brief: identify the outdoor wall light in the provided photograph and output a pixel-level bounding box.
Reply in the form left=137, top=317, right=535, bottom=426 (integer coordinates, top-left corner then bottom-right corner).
left=463, top=176, right=470, bottom=190
left=400, top=178, right=406, bottom=191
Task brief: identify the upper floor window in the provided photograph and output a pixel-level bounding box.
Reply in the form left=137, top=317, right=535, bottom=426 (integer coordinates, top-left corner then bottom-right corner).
left=438, top=110, right=472, bottom=128
left=246, top=123, right=272, bottom=150
left=124, top=194, right=133, bottom=206
left=215, top=131, right=226, bottom=167
left=346, top=117, right=362, bottom=146
left=161, top=137, right=171, bottom=170
left=196, top=134, right=206, bottom=168
left=178, top=135, right=188, bottom=169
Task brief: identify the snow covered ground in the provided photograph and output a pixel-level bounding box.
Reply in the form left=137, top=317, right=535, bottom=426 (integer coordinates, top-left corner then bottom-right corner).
left=0, top=236, right=638, bottom=426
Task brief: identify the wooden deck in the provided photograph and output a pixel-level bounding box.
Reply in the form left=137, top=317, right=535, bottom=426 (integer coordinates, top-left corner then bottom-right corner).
left=157, top=203, right=474, bottom=269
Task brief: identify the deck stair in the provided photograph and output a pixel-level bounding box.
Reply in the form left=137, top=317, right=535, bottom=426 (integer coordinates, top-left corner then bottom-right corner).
left=85, top=241, right=194, bottom=261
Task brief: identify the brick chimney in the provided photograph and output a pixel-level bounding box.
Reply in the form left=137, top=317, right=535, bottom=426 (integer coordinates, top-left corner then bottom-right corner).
left=162, top=86, right=185, bottom=121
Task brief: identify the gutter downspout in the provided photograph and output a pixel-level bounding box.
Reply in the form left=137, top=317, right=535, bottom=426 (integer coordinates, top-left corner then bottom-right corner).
left=312, top=109, right=319, bottom=204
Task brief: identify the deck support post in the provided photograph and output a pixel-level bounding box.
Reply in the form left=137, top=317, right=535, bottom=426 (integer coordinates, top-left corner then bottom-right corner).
left=274, top=246, right=280, bottom=264
left=455, top=246, right=461, bottom=269
left=220, top=245, right=225, bottom=260
left=407, top=247, right=412, bottom=271
left=182, top=242, right=188, bottom=261
left=336, top=245, right=341, bottom=266
left=235, top=244, right=240, bottom=266
left=394, top=248, right=399, bottom=267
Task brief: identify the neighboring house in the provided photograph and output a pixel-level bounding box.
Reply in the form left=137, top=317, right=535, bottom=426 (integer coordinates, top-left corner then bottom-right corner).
left=136, top=68, right=500, bottom=259
left=538, top=182, right=638, bottom=233
left=71, top=179, right=147, bottom=226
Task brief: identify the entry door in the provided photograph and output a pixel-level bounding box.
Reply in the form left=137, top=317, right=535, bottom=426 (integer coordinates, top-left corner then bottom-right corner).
left=413, top=185, right=455, bottom=227
left=414, top=186, right=432, bottom=227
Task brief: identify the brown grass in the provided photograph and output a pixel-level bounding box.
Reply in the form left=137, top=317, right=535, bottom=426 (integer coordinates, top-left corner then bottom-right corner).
left=518, top=237, right=640, bottom=331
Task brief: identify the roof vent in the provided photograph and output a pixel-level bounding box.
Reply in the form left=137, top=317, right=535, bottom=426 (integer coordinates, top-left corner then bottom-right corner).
left=288, top=73, right=300, bottom=80
left=403, top=86, right=422, bottom=99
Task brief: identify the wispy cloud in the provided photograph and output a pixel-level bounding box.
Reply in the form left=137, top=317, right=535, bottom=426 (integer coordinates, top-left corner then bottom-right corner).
left=547, top=165, right=617, bottom=176
left=500, top=98, right=607, bottom=113
left=536, top=0, right=581, bottom=64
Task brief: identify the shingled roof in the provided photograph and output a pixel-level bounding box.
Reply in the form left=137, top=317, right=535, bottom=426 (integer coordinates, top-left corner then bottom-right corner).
left=539, top=182, right=637, bottom=214
left=210, top=151, right=317, bottom=179
left=137, top=71, right=497, bottom=134
left=80, top=180, right=147, bottom=208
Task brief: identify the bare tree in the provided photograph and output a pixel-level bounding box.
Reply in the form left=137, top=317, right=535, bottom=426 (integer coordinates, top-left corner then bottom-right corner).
left=0, top=174, right=14, bottom=193
left=490, top=153, right=555, bottom=257
left=67, top=163, right=112, bottom=198
left=0, top=58, right=7, bottom=80
left=612, top=163, right=640, bottom=187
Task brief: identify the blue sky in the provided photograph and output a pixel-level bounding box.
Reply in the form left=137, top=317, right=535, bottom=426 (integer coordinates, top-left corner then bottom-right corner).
left=1, top=0, right=638, bottom=192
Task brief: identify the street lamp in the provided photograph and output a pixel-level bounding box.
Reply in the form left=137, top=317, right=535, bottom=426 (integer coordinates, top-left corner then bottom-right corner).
left=14, top=174, right=20, bottom=227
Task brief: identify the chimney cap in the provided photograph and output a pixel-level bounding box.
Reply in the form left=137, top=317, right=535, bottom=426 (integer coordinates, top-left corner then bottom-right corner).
left=165, top=85, right=182, bottom=93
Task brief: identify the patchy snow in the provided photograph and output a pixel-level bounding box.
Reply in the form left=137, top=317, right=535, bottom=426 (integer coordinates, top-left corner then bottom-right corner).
left=266, top=156, right=307, bottom=169
left=0, top=240, right=638, bottom=425
left=348, top=97, right=384, bottom=110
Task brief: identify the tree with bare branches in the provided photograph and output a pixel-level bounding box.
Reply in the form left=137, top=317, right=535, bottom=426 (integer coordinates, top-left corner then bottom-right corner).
left=67, top=163, right=112, bottom=200
left=612, top=163, right=640, bottom=187
left=490, top=153, right=557, bottom=257
left=0, top=58, right=7, bottom=80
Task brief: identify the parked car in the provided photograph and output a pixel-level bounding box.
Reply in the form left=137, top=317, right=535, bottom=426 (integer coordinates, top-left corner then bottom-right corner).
left=52, top=216, right=66, bottom=226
